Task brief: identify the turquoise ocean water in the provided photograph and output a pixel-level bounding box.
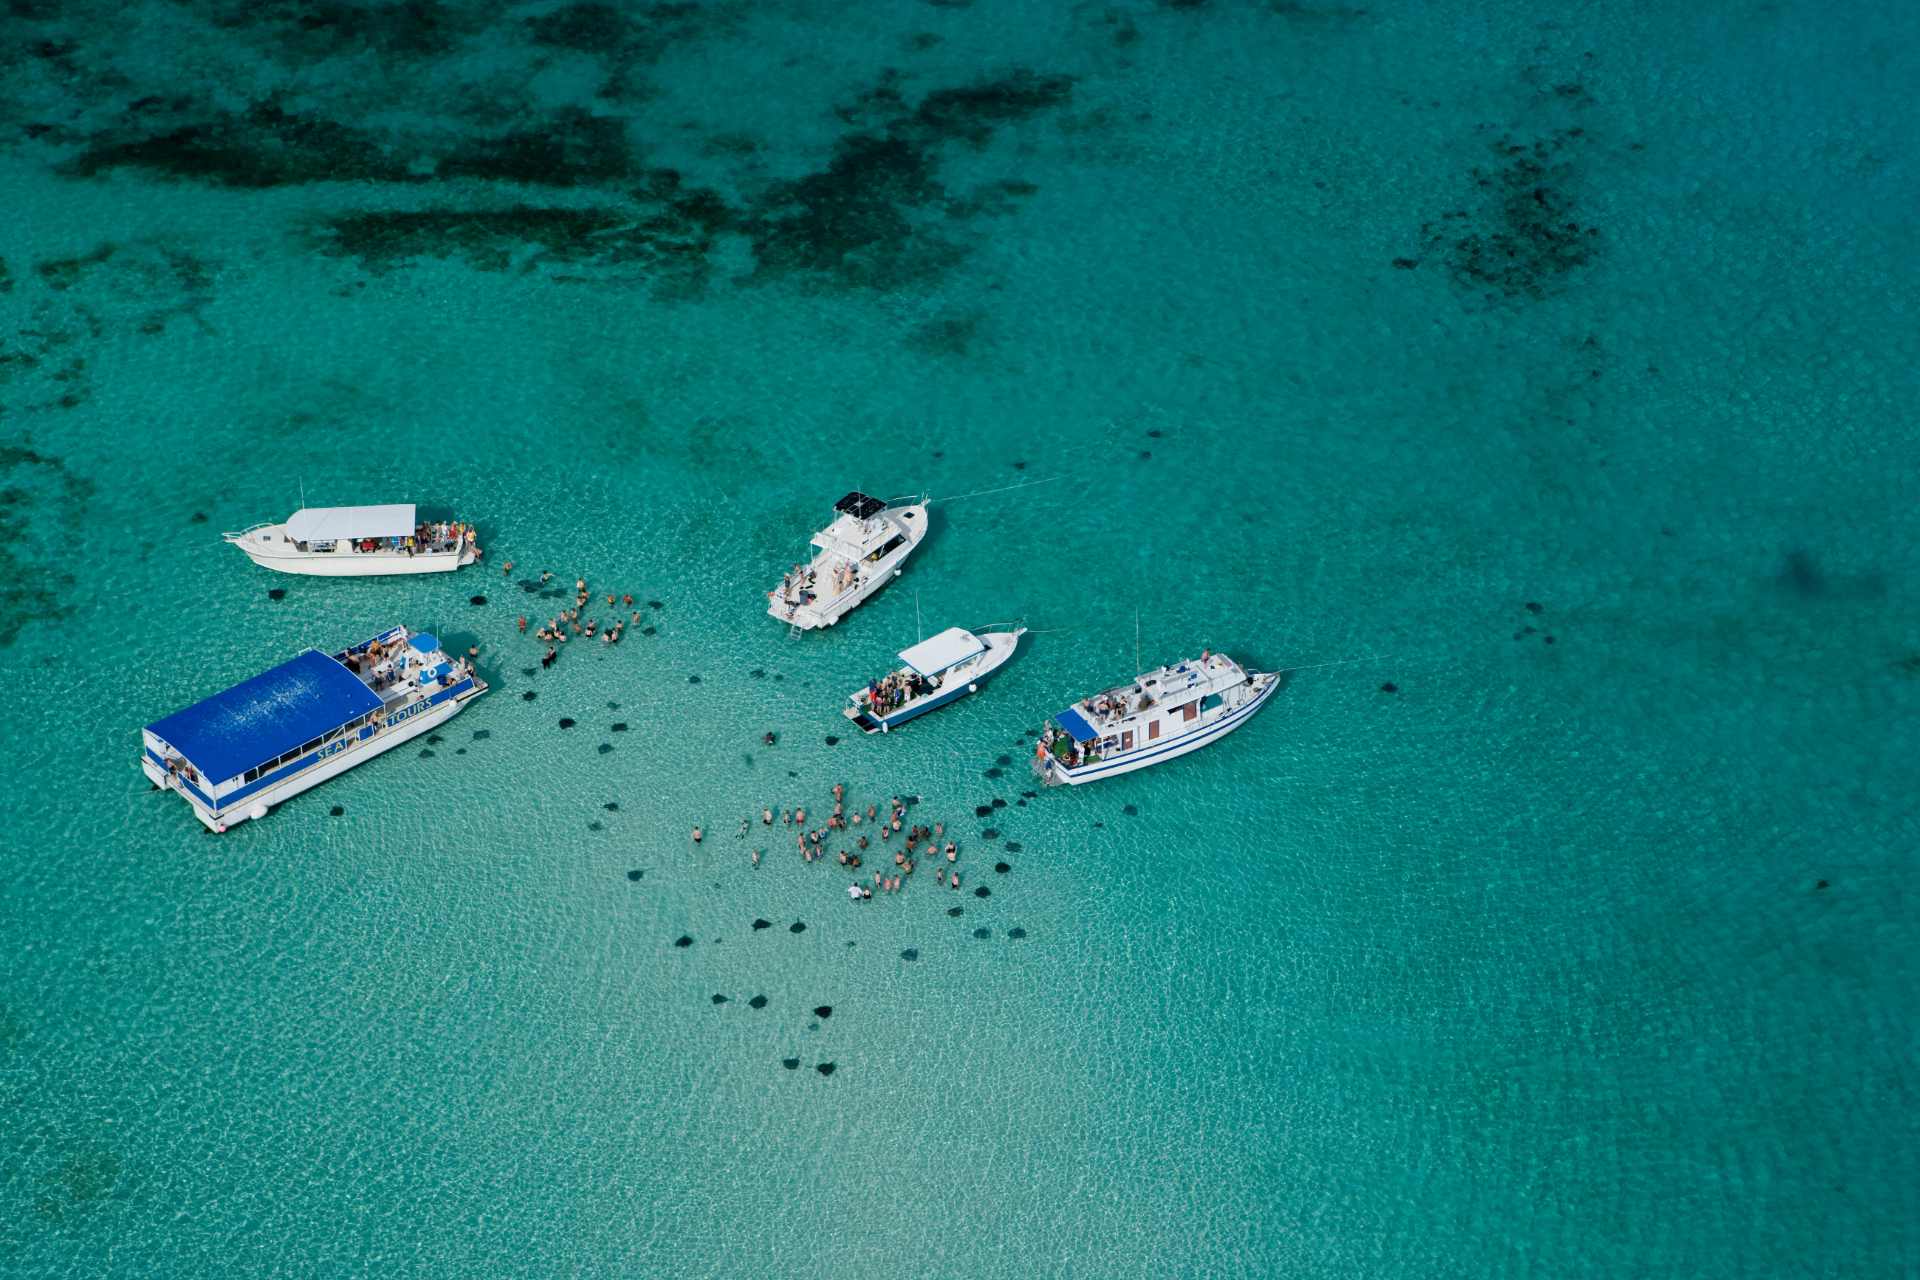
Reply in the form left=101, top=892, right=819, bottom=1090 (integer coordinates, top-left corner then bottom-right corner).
left=3, top=0, right=1916, bottom=1274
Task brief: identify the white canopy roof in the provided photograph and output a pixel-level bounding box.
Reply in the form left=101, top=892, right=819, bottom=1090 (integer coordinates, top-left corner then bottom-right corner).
left=899, top=627, right=984, bottom=676
left=286, top=504, right=416, bottom=542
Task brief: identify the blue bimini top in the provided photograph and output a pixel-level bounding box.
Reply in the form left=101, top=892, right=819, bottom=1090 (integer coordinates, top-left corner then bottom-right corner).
left=1054, top=707, right=1100, bottom=743
left=146, top=649, right=383, bottom=783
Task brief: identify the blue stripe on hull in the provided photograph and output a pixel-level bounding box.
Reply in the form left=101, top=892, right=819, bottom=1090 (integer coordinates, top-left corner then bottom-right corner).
left=871, top=668, right=1000, bottom=731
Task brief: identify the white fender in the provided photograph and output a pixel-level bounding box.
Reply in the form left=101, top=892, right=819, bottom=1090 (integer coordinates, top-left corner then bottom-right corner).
left=968, top=683, right=978, bottom=693
left=248, top=802, right=270, bottom=821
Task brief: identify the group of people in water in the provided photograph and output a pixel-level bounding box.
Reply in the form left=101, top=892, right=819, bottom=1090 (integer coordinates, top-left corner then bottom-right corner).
left=705, top=781, right=968, bottom=901
left=508, top=570, right=643, bottom=667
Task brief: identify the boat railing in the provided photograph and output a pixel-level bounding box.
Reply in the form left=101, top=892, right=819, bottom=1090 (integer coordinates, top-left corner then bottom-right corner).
left=222, top=521, right=276, bottom=541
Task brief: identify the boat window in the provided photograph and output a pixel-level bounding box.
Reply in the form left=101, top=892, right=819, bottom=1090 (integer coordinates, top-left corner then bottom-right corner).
left=867, top=534, right=906, bottom=562
left=1202, top=693, right=1223, bottom=711
left=301, top=738, right=322, bottom=755
left=1178, top=700, right=1198, bottom=722
left=243, top=767, right=258, bottom=783
left=1148, top=720, right=1161, bottom=741
left=1121, top=730, right=1134, bottom=751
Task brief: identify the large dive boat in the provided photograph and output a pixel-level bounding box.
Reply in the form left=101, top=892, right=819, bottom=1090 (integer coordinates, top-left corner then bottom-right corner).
left=767, top=492, right=928, bottom=630
left=1034, top=651, right=1276, bottom=785
left=845, top=625, right=1025, bottom=734
left=225, top=504, right=479, bottom=576
left=142, top=626, right=486, bottom=831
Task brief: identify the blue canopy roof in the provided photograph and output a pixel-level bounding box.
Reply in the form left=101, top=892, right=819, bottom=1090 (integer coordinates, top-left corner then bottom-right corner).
left=146, top=649, right=382, bottom=783
left=409, top=633, right=439, bottom=654
left=1055, top=707, right=1099, bottom=742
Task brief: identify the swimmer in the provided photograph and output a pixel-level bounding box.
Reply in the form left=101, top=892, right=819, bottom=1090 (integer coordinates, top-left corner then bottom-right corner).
left=540, top=571, right=552, bottom=583
left=783, top=809, right=791, bottom=825
left=867, top=804, right=877, bottom=820
left=935, top=822, right=944, bottom=836
left=795, top=808, right=806, bottom=825
left=851, top=812, right=862, bottom=826
left=837, top=851, right=848, bottom=865
left=605, top=594, right=614, bottom=606
left=751, top=849, right=761, bottom=868
left=503, top=560, right=513, bottom=576
left=894, top=852, right=905, bottom=867
left=517, top=616, right=527, bottom=632
left=903, top=860, right=913, bottom=876
left=691, top=826, right=703, bottom=843
left=737, top=817, right=749, bottom=838
left=946, top=846, right=957, bottom=861
left=622, top=594, right=633, bottom=606
left=764, top=732, right=776, bottom=746
left=762, top=808, right=773, bottom=825
left=832, top=782, right=845, bottom=801
left=891, top=818, right=902, bottom=833
left=950, top=872, right=960, bottom=889
left=857, top=835, right=868, bottom=850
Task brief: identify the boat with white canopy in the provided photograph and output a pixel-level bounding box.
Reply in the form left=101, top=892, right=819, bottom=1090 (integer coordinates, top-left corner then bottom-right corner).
left=224, top=504, right=479, bottom=576
left=767, top=492, right=928, bottom=630
left=141, top=625, right=486, bottom=831
left=845, top=625, right=1025, bottom=733
left=1033, top=651, right=1276, bottom=785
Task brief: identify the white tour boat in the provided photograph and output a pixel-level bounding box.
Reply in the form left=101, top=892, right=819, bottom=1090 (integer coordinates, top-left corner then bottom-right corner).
left=767, top=492, right=928, bottom=630
left=142, top=625, right=486, bottom=832
left=225, top=504, right=479, bottom=576
left=845, top=625, right=1026, bottom=734
left=1033, top=651, right=1277, bottom=785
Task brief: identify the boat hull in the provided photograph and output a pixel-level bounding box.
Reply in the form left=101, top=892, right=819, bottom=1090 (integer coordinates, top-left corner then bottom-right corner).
left=233, top=542, right=474, bottom=576
left=143, top=678, right=485, bottom=831
left=1040, top=672, right=1277, bottom=785
left=770, top=504, right=928, bottom=630
left=846, top=629, right=1022, bottom=733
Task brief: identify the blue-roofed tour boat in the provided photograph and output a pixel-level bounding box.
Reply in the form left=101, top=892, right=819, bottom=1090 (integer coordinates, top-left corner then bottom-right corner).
left=225, top=504, right=479, bottom=576
left=142, top=626, right=486, bottom=831
left=845, top=625, right=1025, bottom=734
left=1034, top=651, right=1276, bottom=785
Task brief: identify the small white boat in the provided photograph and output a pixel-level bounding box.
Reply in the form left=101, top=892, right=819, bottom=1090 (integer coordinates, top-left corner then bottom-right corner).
left=767, top=492, right=928, bottom=630
left=225, top=504, right=479, bottom=576
left=142, top=626, right=486, bottom=832
left=1033, top=651, right=1277, bottom=785
left=844, top=625, right=1026, bottom=734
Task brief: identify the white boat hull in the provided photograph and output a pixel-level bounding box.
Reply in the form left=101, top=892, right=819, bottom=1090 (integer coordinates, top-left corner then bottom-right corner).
left=1040, top=672, right=1278, bottom=785
left=226, top=524, right=476, bottom=576
left=769, top=504, right=928, bottom=630
left=142, top=681, right=484, bottom=831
